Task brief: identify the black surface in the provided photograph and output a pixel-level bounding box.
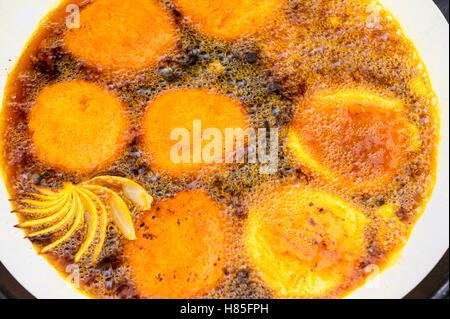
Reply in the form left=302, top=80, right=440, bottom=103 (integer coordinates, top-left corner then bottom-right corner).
left=0, top=0, right=449, bottom=300
left=405, top=250, right=449, bottom=299
left=434, top=0, right=449, bottom=22
left=0, top=263, right=34, bottom=299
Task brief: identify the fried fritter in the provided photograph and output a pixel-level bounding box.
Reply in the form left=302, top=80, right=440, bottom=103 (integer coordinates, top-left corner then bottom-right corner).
left=125, top=189, right=227, bottom=298
left=29, top=80, right=129, bottom=172
left=64, top=0, right=177, bottom=71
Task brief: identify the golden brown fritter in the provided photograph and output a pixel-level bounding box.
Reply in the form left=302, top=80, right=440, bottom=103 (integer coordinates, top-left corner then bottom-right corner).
left=245, top=185, right=368, bottom=298
left=288, top=89, right=420, bottom=191
left=142, top=88, right=250, bottom=177
left=124, top=189, right=227, bottom=298
left=173, top=0, right=284, bottom=39
left=64, top=0, right=177, bottom=71
left=29, top=80, right=129, bottom=172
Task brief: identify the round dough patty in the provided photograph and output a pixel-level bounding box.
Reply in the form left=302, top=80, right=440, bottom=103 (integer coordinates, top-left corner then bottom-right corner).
left=64, top=0, right=177, bottom=71
left=142, top=88, right=249, bottom=177
left=288, top=89, right=420, bottom=191
left=245, top=185, right=368, bottom=298
left=173, top=0, right=283, bottom=39
left=124, top=189, right=227, bottom=298
left=29, top=80, right=129, bottom=172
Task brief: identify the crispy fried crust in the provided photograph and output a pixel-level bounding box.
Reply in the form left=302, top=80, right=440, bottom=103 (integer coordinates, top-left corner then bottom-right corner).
left=64, top=0, right=177, bottom=71
left=173, top=0, right=283, bottom=39
left=29, top=80, right=129, bottom=172
left=245, top=185, right=368, bottom=298
left=142, top=88, right=249, bottom=177
left=124, top=189, right=226, bottom=298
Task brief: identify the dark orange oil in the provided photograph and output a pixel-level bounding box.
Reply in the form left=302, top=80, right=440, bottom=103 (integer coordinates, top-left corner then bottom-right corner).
left=0, top=0, right=439, bottom=299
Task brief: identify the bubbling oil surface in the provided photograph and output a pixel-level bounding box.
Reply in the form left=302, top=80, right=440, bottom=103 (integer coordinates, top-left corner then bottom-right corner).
left=0, top=0, right=438, bottom=298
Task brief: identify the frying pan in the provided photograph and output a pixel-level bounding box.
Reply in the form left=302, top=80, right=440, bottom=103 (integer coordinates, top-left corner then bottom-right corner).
left=0, top=0, right=448, bottom=299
